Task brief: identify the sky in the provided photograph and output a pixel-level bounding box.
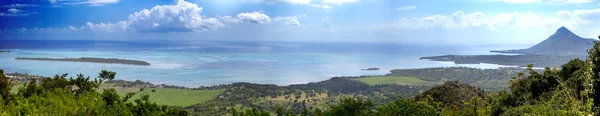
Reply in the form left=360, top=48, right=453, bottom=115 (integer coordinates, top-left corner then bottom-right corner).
left=0, top=0, right=599, bottom=44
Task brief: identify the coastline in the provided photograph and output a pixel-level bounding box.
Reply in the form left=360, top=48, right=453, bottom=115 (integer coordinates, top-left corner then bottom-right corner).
left=15, top=57, right=151, bottom=66
left=420, top=54, right=584, bottom=67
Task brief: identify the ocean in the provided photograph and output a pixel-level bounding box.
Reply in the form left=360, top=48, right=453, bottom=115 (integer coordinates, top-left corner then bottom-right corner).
left=0, top=40, right=530, bottom=87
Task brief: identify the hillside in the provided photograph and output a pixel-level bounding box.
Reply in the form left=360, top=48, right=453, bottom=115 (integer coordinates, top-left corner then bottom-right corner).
left=491, top=26, right=596, bottom=55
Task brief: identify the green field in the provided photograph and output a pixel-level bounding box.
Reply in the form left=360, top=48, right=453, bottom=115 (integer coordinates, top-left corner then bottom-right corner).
left=100, top=85, right=225, bottom=106
left=352, top=76, right=439, bottom=86
left=11, top=84, right=223, bottom=106
left=9, top=84, right=24, bottom=94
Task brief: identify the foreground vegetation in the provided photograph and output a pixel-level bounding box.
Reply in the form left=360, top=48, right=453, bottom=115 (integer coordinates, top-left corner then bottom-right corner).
left=0, top=70, right=187, bottom=115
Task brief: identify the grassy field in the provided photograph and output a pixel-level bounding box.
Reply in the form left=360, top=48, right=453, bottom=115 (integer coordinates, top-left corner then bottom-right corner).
left=351, top=76, right=439, bottom=86
left=10, top=84, right=224, bottom=106
left=10, top=84, right=24, bottom=94
left=100, top=85, right=225, bottom=106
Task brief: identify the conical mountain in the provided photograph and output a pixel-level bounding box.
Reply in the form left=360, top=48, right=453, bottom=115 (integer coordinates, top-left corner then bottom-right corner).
left=492, top=26, right=596, bottom=55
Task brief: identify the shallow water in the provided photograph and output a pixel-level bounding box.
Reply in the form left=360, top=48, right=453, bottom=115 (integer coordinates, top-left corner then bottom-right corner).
left=0, top=40, right=530, bottom=87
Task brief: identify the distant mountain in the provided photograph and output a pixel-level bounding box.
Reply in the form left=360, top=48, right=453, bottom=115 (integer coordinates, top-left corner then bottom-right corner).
left=491, top=27, right=597, bottom=55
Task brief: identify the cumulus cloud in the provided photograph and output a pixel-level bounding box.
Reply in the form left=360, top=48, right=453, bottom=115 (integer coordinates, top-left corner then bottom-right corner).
left=125, top=0, right=224, bottom=32
left=237, top=11, right=271, bottom=24
left=397, top=6, right=416, bottom=11
left=384, top=9, right=600, bottom=31
left=499, top=0, right=592, bottom=4
left=263, top=0, right=312, bottom=4
left=554, top=8, right=600, bottom=28
left=18, top=0, right=279, bottom=33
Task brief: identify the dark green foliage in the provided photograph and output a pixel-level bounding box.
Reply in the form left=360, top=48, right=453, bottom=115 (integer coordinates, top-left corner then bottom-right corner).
left=561, top=59, right=585, bottom=81
left=313, top=108, right=323, bottom=116
left=376, top=99, right=437, bottom=116
left=98, top=69, right=116, bottom=81
left=322, top=98, right=374, bottom=116
left=0, top=70, right=12, bottom=99
left=562, top=59, right=586, bottom=99
left=414, top=81, right=486, bottom=108
left=230, top=107, right=271, bottom=116
left=589, top=39, right=600, bottom=112
left=0, top=70, right=188, bottom=115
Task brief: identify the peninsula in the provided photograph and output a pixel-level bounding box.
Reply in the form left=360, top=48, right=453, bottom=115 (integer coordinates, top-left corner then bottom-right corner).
left=421, top=27, right=596, bottom=68
left=420, top=54, right=584, bottom=67
left=15, top=57, right=151, bottom=66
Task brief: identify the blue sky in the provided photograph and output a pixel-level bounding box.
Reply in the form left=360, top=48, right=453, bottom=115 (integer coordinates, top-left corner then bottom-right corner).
left=0, top=0, right=599, bottom=44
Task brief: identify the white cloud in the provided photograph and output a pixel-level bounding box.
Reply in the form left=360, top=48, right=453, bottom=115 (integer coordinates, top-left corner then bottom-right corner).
left=7, top=8, right=21, bottom=14
left=275, top=16, right=301, bottom=26
left=0, top=12, right=37, bottom=17
left=285, top=19, right=300, bottom=26
left=554, top=8, right=600, bottom=28
left=125, top=0, right=223, bottom=32
left=321, top=0, right=359, bottom=5
left=263, top=0, right=312, bottom=4
left=2, top=4, right=38, bottom=8
left=237, top=11, right=271, bottom=24
left=498, top=0, right=592, bottom=4
left=52, top=0, right=120, bottom=6
left=219, top=15, right=242, bottom=23
left=384, top=9, right=600, bottom=31
left=20, top=0, right=278, bottom=33
left=0, top=8, right=37, bottom=17
left=85, top=22, right=128, bottom=32
left=396, top=6, right=416, bottom=11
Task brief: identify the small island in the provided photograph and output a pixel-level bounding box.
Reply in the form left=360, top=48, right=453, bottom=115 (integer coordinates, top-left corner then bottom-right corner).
left=361, top=67, right=380, bottom=71
left=0, top=50, right=10, bottom=53
left=15, top=57, right=151, bottom=66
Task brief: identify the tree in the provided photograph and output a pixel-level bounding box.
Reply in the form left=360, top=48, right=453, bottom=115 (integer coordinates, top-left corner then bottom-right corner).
left=98, top=69, right=116, bottom=83
left=322, top=98, right=374, bottom=116
left=587, top=36, right=600, bottom=112
left=376, top=99, right=437, bottom=116
left=0, top=70, right=12, bottom=99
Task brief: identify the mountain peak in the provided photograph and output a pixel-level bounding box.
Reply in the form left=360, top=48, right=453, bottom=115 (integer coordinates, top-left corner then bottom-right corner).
left=555, top=26, right=574, bottom=36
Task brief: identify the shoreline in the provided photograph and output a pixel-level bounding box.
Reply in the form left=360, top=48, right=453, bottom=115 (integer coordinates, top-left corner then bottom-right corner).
left=15, top=57, right=151, bottom=66
left=420, top=54, right=584, bottom=67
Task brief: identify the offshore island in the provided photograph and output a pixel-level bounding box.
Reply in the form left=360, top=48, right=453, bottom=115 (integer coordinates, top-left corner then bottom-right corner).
left=15, top=57, right=151, bottom=66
